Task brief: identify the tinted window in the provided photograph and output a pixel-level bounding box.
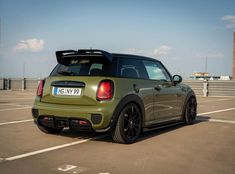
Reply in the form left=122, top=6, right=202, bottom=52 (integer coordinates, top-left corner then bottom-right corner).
left=143, top=60, right=171, bottom=81
left=50, top=56, right=113, bottom=77
left=118, top=58, right=148, bottom=79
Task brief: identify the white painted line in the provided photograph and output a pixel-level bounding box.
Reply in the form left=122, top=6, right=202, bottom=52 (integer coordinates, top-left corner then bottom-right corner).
left=0, top=103, right=31, bottom=107
left=197, top=118, right=235, bottom=124
left=199, top=98, right=232, bottom=103
left=0, top=119, right=33, bottom=126
left=198, top=108, right=235, bottom=116
left=0, top=106, right=31, bottom=111
left=58, top=165, right=77, bottom=172
left=198, top=108, right=235, bottom=124
left=0, top=97, right=34, bottom=100
left=5, top=135, right=107, bottom=161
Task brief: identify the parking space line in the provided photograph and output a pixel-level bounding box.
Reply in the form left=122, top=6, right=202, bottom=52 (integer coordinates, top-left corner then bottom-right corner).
left=198, top=108, right=235, bottom=124
left=4, top=135, right=108, bottom=161
left=0, top=119, right=33, bottom=126
left=1, top=106, right=234, bottom=162
left=0, top=103, right=31, bottom=107
left=197, top=118, right=235, bottom=124
left=198, top=108, right=235, bottom=115
left=0, top=106, right=31, bottom=111
left=199, top=98, right=233, bottom=103
left=0, top=97, right=34, bottom=100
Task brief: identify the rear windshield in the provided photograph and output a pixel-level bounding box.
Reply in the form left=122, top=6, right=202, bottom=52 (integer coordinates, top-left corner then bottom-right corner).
left=50, top=56, right=114, bottom=77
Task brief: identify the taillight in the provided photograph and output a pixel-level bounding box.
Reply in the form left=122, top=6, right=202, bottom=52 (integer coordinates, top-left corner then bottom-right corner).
left=37, top=80, right=44, bottom=97
left=97, top=80, right=114, bottom=101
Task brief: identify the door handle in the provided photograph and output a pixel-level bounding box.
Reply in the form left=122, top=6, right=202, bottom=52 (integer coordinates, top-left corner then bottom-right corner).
left=154, top=85, right=162, bottom=91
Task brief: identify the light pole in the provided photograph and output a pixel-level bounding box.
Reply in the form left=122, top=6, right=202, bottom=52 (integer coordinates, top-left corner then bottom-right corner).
left=205, top=56, right=208, bottom=73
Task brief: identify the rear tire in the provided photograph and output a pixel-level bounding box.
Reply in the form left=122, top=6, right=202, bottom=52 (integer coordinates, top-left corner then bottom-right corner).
left=184, top=96, right=197, bottom=125
left=37, top=124, right=63, bottom=134
left=112, top=103, right=142, bottom=144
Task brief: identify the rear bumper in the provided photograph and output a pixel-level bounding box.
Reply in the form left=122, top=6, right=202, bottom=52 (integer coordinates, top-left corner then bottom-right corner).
left=32, top=98, right=120, bottom=132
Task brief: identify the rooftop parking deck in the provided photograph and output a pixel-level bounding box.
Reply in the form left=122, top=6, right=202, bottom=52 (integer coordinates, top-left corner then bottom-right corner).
left=0, top=91, right=235, bottom=174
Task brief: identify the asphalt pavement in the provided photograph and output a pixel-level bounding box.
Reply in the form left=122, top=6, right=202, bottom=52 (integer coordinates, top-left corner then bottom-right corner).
left=0, top=90, right=235, bottom=174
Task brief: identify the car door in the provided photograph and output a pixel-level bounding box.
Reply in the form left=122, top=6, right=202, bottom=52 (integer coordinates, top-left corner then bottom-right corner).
left=143, top=60, right=183, bottom=124
left=117, top=57, right=156, bottom=125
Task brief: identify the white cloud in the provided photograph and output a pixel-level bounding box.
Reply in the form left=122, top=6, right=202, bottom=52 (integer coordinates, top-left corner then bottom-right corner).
left=14, top=38, right=44, bottom=52
left=221, top=15, right=235, bottom=28
left=153, top=45, right=171, bottom=56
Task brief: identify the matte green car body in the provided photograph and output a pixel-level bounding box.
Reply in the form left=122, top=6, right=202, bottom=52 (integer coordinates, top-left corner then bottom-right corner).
left=33, top=77, right=193, bottom=129
left=32, top=49, right=197, bottom=143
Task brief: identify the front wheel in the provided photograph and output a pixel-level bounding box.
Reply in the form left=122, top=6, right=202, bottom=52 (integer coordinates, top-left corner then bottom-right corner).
left=184, top=96, right=197, bottom=125
left=112, top=103, right=142, bottom=144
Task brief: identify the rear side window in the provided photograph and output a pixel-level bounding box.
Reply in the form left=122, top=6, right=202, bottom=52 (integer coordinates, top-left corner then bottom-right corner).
left=50, top=56, right=113, bottom=77
left=143, top=60, right=171, bottom=81
left=117, top=58, right=148, bottom=79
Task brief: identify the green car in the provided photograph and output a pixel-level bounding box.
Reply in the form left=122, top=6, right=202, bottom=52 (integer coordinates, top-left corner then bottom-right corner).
left=32, top=49, right=197, bottom=144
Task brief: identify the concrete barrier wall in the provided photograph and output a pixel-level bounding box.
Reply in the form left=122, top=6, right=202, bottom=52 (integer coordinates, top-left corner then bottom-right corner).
left=1, top=78, right=235, bottom=97
left=184, top=80, right=235, bottom=97
left=183, top=80, right=204, bottom=96
left=25, top=79, right=40, bottom=91
left=0, top=78, right=4, bottom=90
left=208, top=81, right=235, bottom=96
left=0, top=78, right=40, bottom=91
left=10, top=78, right=24, bottom=91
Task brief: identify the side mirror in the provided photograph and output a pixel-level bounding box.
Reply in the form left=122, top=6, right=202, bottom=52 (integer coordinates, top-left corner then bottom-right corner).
left=173, top=75, right=182, bottom=85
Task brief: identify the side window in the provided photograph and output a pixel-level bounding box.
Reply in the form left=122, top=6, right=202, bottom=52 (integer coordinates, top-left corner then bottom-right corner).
left=118, top=58, right=148, bottom=79
left=143, top=60, right=171, bottom=81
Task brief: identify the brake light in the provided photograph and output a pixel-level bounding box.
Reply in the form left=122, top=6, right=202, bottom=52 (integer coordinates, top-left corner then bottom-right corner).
left=37, top=80, right=44, bottom=97
left=97, top=80, right=114, bottom=100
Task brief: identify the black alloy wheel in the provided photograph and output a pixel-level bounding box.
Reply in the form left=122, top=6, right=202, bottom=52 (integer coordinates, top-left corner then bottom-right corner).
left=185, top=96, right=197, bottom=125
left=112, top=103, right=142, bottom=144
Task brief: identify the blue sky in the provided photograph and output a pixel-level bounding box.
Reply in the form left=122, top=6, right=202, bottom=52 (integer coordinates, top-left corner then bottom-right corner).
left=0, top=0, right=235, bottom=78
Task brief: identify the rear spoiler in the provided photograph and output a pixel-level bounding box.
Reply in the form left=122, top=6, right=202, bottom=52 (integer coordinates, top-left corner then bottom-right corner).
left=56, top=49, right=113, bottom=64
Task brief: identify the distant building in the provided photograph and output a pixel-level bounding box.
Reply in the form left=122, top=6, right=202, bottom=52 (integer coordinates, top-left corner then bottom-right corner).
left=192, top=72, right=209, bottom=77
left=190, top=72, right=213, bottom=80
left=190, top=72, right=231, bottom=80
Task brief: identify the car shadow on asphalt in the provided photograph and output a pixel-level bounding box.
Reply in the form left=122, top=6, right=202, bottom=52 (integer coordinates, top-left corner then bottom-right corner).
left=95, top=118, right=208, bottom=144
left=57, top=128, right=108, bottom=139
left=55, top=118, right=208, bottom=144
left=137, top=119, right=204, bottom=143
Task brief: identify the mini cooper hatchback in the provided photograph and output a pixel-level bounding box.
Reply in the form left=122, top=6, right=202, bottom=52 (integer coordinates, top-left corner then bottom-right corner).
left=32, top=49, right=197, bottom=144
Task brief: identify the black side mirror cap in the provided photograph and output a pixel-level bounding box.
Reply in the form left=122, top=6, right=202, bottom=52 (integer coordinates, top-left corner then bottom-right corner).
left=173, top=75, right=182, bottom=85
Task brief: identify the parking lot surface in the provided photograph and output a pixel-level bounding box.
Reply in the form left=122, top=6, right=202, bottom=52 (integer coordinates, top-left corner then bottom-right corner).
left=0, top=90, right=235, bottom=174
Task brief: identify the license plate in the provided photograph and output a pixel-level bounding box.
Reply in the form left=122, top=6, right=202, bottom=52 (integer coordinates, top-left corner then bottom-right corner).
left=52, top=87, right=82, bottom=96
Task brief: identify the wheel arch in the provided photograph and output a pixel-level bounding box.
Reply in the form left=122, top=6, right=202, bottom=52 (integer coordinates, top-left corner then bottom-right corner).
left=110, top=94, right=145, bottom=131
left=181, top=91, right=197, bottom=120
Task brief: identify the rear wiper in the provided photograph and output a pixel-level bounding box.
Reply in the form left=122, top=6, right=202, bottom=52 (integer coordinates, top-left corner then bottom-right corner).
left=58, top=70, right=78, bottom=76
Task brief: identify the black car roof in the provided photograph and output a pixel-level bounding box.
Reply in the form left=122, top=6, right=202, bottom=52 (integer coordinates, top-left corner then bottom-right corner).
left=112, top=53, right=161, bottom=63
left=55, top=49, right=161, bottom=65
